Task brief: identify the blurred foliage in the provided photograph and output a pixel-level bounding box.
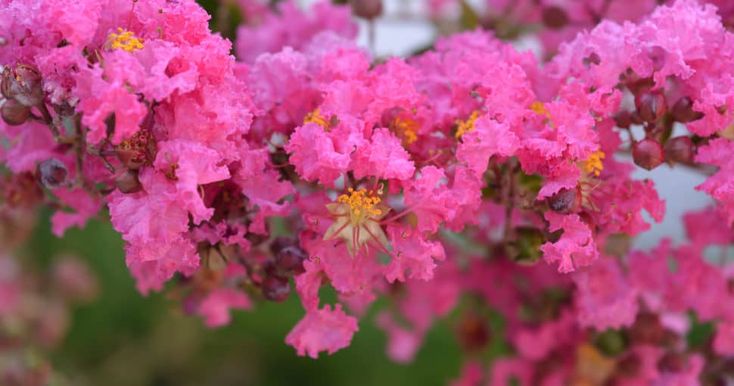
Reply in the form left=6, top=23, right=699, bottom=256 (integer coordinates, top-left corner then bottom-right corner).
left=24, top=212, right=464, bottom=386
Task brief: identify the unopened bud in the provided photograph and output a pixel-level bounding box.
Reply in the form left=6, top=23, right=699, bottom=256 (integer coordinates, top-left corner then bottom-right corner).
left=548, top=188, right=579, bottom=214
left=262, top=275, right=290, bottom=302
left=275, top=245, right=307, bottom=275
left=1, top=99, right=30, bottom=125
left=542, top=6, right=569, bottom=30
left=1, top=65, right=44, bottom=107
left=635, top=94, right=662, bottom=123
left=350, top=0, right=382, bottom=20
left=632, top=138, right=664, bottom=170
left=613, top=111, right=632, bottom=129
left=664, top=136, right=694, bottom=164
left=37, top=158, right=68, bottom=189
left=115, top=170, right=142, bottom=194
left=671, top=96, right=704, bottom=123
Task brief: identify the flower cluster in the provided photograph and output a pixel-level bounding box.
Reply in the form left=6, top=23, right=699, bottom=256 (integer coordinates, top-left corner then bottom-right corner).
left=3, top=0, right=734, bottom=384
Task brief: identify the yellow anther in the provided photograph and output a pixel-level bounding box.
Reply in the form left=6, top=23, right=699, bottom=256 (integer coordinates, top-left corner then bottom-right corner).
left=393, top=116, right=418, bottom=145
left=107, top=28, right=144, bottom=52
left=304, top=109, right=330, bottom=129
left=582, top=150, right=605, bottom=177
left=324, top=187, right=389, bottom=256
left=530, top=101, right=551, bottom=117
left=337, top=188, right=382, bottom=223
left=455, top=111, right=480, bottom=139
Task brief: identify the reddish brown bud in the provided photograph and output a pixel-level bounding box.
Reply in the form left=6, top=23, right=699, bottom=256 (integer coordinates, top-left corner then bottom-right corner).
left=547, top=188, right=579, bottom=214
left=657, top=352, right=686, bottom=372
left=664, top=136, right=694, bottom=164
left=115, top=170, right=142, bottom=194
left=613, top=111, right=633, bottom=129
left=632, top=138, right=664, bottom=170
left=37, top=158, right=68, bottom=189
left=350, top=0, right=382, bottom=20
left=456, top=312, right=490, bottom=352
left=671, top=96, right=704, bottom=123
left=1, top=65, right=44, bottom=107
left=262, top=275, right=290, bottom=302
left=1, top=99, right=31, bottom=125
left=542, top=6, right=569, bottom=30
left=635, top=93, right=663, bottom=123
left=275, top=245, right=307, bottom=275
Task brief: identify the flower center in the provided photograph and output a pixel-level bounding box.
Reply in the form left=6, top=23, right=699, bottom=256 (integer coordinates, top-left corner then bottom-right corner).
left=303, top=108, right=334, bottom=130
left=107, top=28, right=144, bottom=52
left=392, top=116, right=418, bottom=145
left=337, top=188, right=382, bottom=225
left=455, top=111, right=480, bottom=139
left=530, top=101, right=551, bottom=119
left=582, top=150, right=605, bottom=177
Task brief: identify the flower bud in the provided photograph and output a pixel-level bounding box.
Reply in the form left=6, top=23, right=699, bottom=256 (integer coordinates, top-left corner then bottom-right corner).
left=262, top=275, right=290, bottom=302
left=1, top=65, right=44, bottom=107
left=456, top=312, right=490, bottom=353
left=547, top=188, right=579, bottom=214
left=671, top=96, right=704, bottom=123
left=116, top=148, right=147, bottom=170
left=635, top=94, right=659, bottom=123
left=664, top=136, right=694, bottom=164
left=115, top=170, right=142, bottom=194
left=1, top=99, right=31, bottom=125
left=542, top=6, right=569, bottom=30
left=37, top=158, right=68, bottom=189
left=613, top=111, right=632, bottom=129
left=350, top=0, right=382, bottom=20
left=657, top=352, right=686, bottom=372
left=275, top=245, right=307, bottom=275
left=632, top=138, right=664, bottom=170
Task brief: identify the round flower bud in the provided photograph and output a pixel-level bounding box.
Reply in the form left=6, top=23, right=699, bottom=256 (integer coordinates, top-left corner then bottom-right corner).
left=632, top=138, right=664, bottom=171
left=671, top=96, right=704, bottom=123
left=657, top=352, right=686, bottom=372
left=635, top=94, right=660, bottom=123
left=542, top=6, right=569, bottom=30
left=1, top=99, right=31, bottom=126
left=262, top=275, right=290, bottom=302
left=547, top=188, right=579, bottom=214
left=456, top=312, right=490, bottom=353
left=37, top=158, right=68, bottom=189
left=613, top=111, right=632, bottom=129
left=115, top=170, right=142, bottom=194
left=664, top=136, right=694, bottom=164
left=1, top=65, right=44, bottom=107
left=350, top=0, right=382, bottom=20
left=275, top=245, right=307, bottom=275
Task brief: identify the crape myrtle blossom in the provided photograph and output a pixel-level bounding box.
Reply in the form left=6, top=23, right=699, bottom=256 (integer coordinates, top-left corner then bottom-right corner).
left=3, top=0, right=734, bottom=383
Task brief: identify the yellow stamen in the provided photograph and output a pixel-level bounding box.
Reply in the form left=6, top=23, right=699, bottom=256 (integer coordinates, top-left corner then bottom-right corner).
left=455, top=111, right=480, bottom=139
left=393, top=116, right=418, bottom=145
left=324, top=187, right=389, bottom=255
left=582, top=150, right=605, bottom=177
left=304, top=109, right=330, bottom=129
left=530, top=101, right=551, bottom=119
left=107, top=28, right=144, bottom=52
left=337, top=188, right=382, bottom=224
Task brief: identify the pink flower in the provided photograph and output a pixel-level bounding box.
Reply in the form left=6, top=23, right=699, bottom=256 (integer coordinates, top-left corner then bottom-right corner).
left=351, top=128, right=415, bottom=181
left=197, top=288, right=252, bottom=328
left=385, top=225, right=445, bottom=283
left=285, top=304, right=358, bottom=358
left=573, top=257, right=639, bottom=329
left=285, top=123, right=351, bottom=185
left=541, top=212, right=599, bottom=273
